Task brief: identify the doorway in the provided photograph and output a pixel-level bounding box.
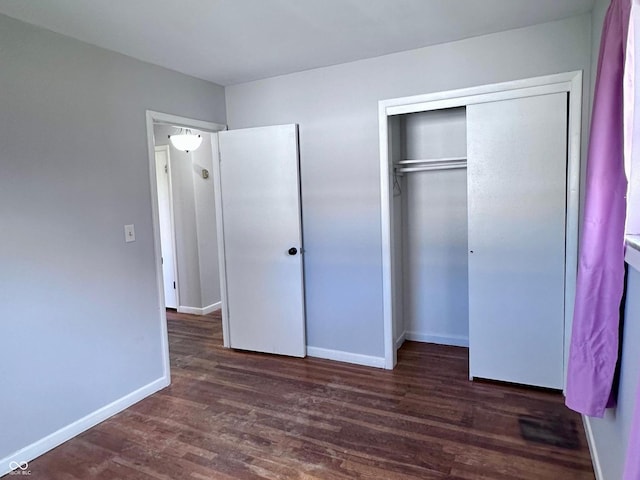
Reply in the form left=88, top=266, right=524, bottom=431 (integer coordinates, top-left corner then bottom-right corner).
left=147, top=112, right=308, bottom=377
left=152, top=123, right=223, bottom=316
left=146, top=111, right=226, bottom=377
left=378, top=72, right=583, bottom=388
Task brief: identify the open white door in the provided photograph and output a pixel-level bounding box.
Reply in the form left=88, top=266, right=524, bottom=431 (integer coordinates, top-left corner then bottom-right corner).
left=154, top=145, right=178, bottom=309
left=218, top=124, right=306, bottom=357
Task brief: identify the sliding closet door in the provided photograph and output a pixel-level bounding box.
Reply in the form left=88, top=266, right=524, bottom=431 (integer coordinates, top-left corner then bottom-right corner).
left=467, top=93, right=567, bottom=389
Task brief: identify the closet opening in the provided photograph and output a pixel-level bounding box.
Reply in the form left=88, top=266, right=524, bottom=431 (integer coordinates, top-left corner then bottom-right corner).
left=390, top=107, right=469, bottom=354
left=379, top=72, right=583, bottom=392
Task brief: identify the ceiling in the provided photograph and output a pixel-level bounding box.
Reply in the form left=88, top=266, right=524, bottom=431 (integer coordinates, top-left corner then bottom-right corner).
left=0, top=0, right=594, bottom=86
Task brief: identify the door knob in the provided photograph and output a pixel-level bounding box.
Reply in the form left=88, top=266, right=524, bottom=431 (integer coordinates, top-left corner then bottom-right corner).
left=288, top=247, right=298, bottom=256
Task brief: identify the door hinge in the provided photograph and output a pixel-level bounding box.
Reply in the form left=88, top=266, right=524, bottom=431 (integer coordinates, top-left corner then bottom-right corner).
left=161, top=256, right=163, bottom=265
left=173, top=281, right=176, bottom=289
left=164, top=164, right=168, bottom=174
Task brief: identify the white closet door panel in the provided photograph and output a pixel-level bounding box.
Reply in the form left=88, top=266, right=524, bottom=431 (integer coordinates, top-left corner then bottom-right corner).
left=218, top=124, right=306, bottom=357
left=467, top=93, right=567, bottom=389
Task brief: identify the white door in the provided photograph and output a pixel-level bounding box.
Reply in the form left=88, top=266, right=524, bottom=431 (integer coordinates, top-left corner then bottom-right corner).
left=218, top=124, right=306, bottom=357
left=467, top=93, right=568, bottom=389
left=154, top=146, right=178, bottom=309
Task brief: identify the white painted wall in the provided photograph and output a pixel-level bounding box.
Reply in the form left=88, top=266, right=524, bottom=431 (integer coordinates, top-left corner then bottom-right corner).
left=153, top=125, right=221, bottom=312
left=585, top=1, right=640, bottom=478
left=225, top=14, right=593, bottom=358
left=0, top=13, right=225, bottom=465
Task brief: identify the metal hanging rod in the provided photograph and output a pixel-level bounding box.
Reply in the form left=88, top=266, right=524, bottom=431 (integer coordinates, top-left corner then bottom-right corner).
left=396, top=156, right=467, bottom=165
left=395, top=162, right=467, bottom=174
left=394, top=156, right=467, bottom=174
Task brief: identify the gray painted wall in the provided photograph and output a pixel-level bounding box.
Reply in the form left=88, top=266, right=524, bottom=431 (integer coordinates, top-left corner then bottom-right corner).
left=399, top=109, right=469, bottom=344
left=588, top=264, right=640, bottom=480
left=226, top=14, right=592, bottom=358
left=0, top=13, right=225, bottom=461
left=585, top=0, right=640, bottom=478
left=191, top=133, right=222, bottom=308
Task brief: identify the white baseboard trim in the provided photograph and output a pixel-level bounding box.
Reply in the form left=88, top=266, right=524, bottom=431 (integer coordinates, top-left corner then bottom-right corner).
left=202, top=302, right=222, bottom=314
left=405, top=331, right=469, bottom=347
left=178, top=301, right=221, bottom=316
left=306, top=346, right=385, bottom=369
left=583, top=415, right=603, bottom=480
left=625, top=241, right=640, bottom=272
left=395, top=331, right=407, bottom=351
left=0, top=375, right=169, bottom=478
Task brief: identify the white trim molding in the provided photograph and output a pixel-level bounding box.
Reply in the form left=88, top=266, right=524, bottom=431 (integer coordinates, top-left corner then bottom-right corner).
left=405, top=332, right=469, bottom=348
left=177, top=302, right=222, bottom=316
left=582, top=415, right=604, bottom=480
left=209, top=132, right=231, bottom=348
left=306, top=346, right=386, bottom=369
left=0, top=376, right=168, bottom=478
left=626, top=237, right=640, bottom=272
left=395, top=331, right=407, bottom=351
left=203, top=302, right=222, bottom=314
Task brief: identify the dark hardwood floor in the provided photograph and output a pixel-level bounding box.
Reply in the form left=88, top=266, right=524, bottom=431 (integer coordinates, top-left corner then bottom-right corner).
left=28, top=310, right=594, bottom=479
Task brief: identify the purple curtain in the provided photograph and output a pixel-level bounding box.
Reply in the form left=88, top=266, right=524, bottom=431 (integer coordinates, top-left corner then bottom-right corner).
left=565, top=0, right=631, bottom=418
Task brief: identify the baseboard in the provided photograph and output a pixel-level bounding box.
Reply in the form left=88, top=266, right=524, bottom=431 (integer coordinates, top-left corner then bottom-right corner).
left=0, top=375, right=169, bottom=477
left=405, top=331, right=469, bottom=347
left=306, top=346, right=385, bottom=369
left=178, top=301, right=221, bottom=316
left=202, top=302, right=222, bottom=315
left=395, top=331, right=407, bottom=351
left=625, top=242, right=640, bottom=272
left=583, top=415, right=604, bottom=480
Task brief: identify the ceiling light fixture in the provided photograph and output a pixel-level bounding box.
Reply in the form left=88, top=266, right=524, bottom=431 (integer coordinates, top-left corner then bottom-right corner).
left=168, top=128, right=202, bottom=153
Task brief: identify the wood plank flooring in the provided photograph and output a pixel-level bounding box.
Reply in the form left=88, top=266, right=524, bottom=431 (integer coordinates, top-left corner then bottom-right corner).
left=28, top=310, right=594, bottom=479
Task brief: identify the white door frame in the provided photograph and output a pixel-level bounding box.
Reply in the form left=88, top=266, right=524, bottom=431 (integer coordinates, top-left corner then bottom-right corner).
left=154, top=144, right=180, bottom=309
left=146, top=110, right=226, bottom=380
left=378, top=71, right=583, bottom=374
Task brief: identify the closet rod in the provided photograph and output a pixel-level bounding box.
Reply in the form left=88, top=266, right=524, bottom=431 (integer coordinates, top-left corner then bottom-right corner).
left=396, top=156, right=467, bottom=165
left=395, top=163, right=467, bottom=174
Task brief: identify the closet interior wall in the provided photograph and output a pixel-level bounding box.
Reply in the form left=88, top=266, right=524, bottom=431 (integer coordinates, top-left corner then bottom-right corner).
left=392, top=108, right=469, bottom=348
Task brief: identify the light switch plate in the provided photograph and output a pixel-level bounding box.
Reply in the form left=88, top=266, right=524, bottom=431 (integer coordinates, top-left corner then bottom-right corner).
left=124, top=224, right=136, bottom=243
